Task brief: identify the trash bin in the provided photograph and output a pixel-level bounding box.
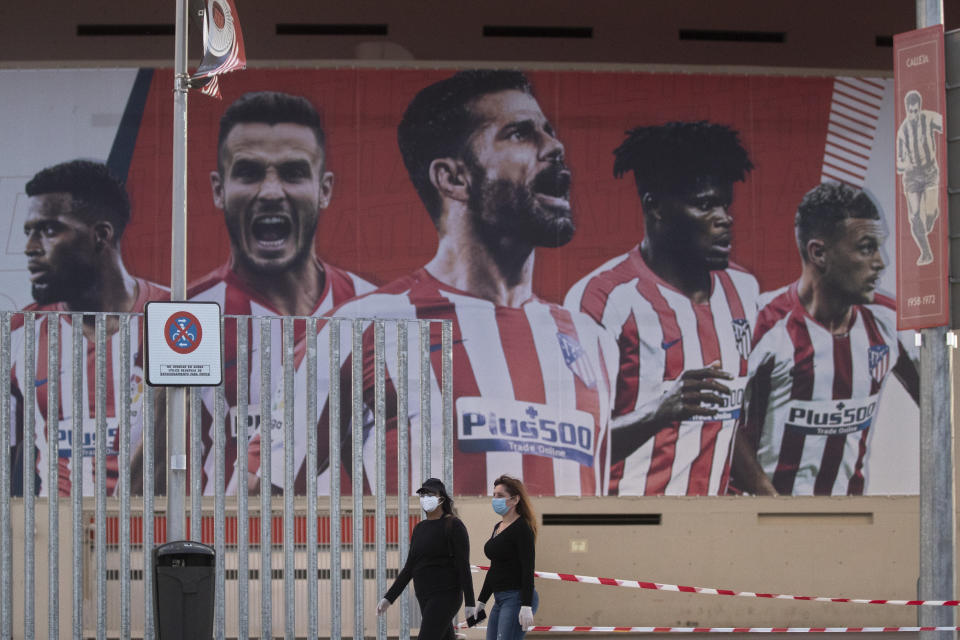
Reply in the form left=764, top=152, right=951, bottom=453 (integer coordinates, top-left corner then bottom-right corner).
left=153, top=540, right=215, bottom=640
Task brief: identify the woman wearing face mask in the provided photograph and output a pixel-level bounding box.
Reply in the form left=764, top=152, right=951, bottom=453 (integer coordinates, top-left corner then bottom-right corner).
left=377, top=477, right=475, bottom=639
left=475, top=475, right=538, bottom=640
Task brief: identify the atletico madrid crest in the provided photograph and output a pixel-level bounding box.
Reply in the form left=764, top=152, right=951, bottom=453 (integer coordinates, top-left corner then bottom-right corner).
left=556, top=332, right=597, bottom=389
left=732, top=318, right=752, bottom=361
left=868, top=344, right=890, bottom=384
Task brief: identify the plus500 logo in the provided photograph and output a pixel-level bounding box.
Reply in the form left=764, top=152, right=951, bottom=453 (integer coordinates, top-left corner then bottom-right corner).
left=461, top=412, right=593, bottom=449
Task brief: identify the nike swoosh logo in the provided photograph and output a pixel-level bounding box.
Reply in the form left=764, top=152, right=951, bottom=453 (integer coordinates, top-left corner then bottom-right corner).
left=661, top=339, right=681, bottom=350
left=430, top=339, right=466, bottom=352
left=34, top=378, right=47, bottom=387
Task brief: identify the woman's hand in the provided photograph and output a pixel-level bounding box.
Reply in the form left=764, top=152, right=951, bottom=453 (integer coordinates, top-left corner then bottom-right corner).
left=518, top=605, right=534, bottom=628
left=376, top=598, right=391, bottom=615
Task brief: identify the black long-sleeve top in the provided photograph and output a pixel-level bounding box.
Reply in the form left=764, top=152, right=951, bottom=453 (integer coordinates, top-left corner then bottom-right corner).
left=477, top=518, right=535, bottom=606
left=384, top=515, right=475, bottom=605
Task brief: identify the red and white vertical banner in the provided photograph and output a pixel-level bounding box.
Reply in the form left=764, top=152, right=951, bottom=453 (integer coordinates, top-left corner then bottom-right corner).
left=894, top=24, right=949, bottom=330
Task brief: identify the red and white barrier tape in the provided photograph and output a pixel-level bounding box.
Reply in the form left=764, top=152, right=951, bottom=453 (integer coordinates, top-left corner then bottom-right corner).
left=471, top=565, right=959, bottom=608
left=524, top=626, right=960, bottom=633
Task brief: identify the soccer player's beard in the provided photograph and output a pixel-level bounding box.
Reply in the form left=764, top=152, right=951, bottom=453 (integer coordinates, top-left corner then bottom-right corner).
left=31, top=256, right=100, bottom=308
left=467, top=166, right=575, bottom=251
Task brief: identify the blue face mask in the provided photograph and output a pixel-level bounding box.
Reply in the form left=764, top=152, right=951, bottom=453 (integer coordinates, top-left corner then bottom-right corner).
left=492, top=497, right=510, bottom=516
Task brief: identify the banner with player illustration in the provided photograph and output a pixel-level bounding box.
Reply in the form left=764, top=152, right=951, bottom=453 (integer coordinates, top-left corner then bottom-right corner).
left=0, top=66, right=919, bottom=496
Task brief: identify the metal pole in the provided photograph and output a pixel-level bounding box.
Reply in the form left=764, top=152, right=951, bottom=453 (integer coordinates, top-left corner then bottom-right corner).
left=167, top=0, right=190, bottom=542
left=374, top=321, right=387, bottom=640
left=396, top=322, right=411, bottom=640
left=352, top=319, right=365, bottom=640
left=329, top=320, right=343, bottom=640
left=916, top=3, right=955, bottom=640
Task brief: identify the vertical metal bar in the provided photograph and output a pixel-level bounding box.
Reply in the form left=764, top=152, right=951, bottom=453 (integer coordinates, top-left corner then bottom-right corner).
left=167, top=0, right=190, bottom=544
left=47, top=315, right=60, bottom=640
left=190, top=387, right=202, bottom=541
left=23, top=312, right=36, bottom=640
left=0, top=312, right=11, bottom=640
left=351, top=319, right=364, bottom=640
left=236, top=318, right=250, bottom=640
left=119, top=316, right=132, bottom=639
left=71, top=313, right=84, bottom=639
left=282, top=316, right=296, bottom=638
left=915, top=5, right=954, bottom=640
left=143, top=360, right=156, bottom=639
left=259, top=317, right=273, bottom=639
left=214, top=369, right=226, bottom=639
left=374, top=321, right=387, bottom=640
left=917, top=0, right=943, bottom=27
left=167, top=384, right=188, bottom=542
left=920, top=327, right=955, bottom=639
left=329, top=320, right=342, bottom=640
left=305, top=317, right=319, bottom=640
left=418, top=321, right=431, bottom=483
left=441, top=321, right=453, bottom=492
left=396, top=321, right=410, bottom=640
left=95, top=314, right=107, bottom=640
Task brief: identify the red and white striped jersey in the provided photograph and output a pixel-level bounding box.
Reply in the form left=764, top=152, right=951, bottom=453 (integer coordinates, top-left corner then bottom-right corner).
left=565, top=246, right=760, bottom=496
left=187, top=260, right=374, bottom=494
left=896, top=110, right=943, bottom=170
left=739, top=283, right=917, bottom=495
left=9, top=278, right=168, bottom=496
left=258, top=268, right=618, bottom=497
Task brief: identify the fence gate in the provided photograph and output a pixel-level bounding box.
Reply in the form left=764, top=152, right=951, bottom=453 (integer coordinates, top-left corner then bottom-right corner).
left=0, top=311, right=454, bottom=639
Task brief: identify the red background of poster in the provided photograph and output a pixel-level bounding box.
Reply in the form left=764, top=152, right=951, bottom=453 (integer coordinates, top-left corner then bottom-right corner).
left=894, top=24, right=950, bottom=329
left=119, top=68, right=833, bottom=301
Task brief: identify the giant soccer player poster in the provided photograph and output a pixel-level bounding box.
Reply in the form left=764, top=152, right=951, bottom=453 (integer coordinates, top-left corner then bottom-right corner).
left=0, top=67, right=918, bottom=497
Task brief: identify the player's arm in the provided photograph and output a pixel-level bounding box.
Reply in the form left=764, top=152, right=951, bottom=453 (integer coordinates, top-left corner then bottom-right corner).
left=731, top=434, right=777, bottom=496
left=927, top=110, right=944, bottom=135
left=892, top=340, right=920, bottom=405
left=895, top=128, right=911, bottom=174
left=610, top=364, right=733, bottom=457
left=730, top=360, right=777, bottom=496
left=8, top=378, right=25, bottom=497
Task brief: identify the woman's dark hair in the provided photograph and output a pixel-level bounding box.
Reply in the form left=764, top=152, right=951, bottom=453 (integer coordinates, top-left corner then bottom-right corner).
left=493, top=475, right=537, bottom=541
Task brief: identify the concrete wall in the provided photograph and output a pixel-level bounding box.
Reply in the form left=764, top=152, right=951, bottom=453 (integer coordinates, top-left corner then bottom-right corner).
left=5, top=495, right=925, bottom=636
left=456, top=496, right=922, bottom=629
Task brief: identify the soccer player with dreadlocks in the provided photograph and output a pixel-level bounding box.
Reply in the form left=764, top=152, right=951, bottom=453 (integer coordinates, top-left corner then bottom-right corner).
left=565, top=121, right=759, bottom=495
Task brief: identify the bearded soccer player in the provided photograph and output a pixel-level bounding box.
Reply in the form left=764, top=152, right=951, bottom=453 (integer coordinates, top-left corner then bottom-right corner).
left=186, top=91, right=375, bottom=495
left=11, top=160, right=168, bottom=496
left=255, top=70, right=617, bottom=497
left=565, top=122, right=758, bottom=496
left=732, top=182, right=919, bottom=496
left=896, top=90, right=943, bottom=266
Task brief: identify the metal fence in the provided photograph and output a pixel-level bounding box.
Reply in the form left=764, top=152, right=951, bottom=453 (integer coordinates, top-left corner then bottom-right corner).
left=0, top=311, right=453, bottom=639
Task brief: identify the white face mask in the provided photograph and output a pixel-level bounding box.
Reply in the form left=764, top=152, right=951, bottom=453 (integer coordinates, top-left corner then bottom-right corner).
left=420, top=495, right=440, bottom=513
